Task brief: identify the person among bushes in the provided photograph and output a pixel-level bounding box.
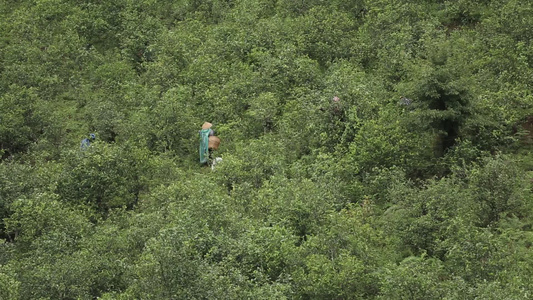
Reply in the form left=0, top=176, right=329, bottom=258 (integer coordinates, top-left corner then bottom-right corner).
left=199, top=122, right=215, bottom=165
left=80, top=133, right=96, bottom=151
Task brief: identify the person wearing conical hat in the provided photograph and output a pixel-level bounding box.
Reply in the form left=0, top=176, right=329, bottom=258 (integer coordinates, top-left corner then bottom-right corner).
left=199, top=122, right=214, bottom=164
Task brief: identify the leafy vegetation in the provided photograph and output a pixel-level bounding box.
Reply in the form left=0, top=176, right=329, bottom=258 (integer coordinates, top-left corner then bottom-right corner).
left=1, top=0, right=533, bottom=299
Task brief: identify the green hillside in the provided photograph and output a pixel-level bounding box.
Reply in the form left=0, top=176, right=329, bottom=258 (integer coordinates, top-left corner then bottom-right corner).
left=1, top=0, right=533, bottom=299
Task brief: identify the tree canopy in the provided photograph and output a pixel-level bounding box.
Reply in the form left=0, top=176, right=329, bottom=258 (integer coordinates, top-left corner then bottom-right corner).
left=1, top=0, right=533, bottom=299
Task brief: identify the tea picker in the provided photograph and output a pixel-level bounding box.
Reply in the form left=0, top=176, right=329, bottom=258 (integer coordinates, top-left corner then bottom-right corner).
left=80, top=133, right=96, bottom=150
left=199, top=122, right=221, bottom=166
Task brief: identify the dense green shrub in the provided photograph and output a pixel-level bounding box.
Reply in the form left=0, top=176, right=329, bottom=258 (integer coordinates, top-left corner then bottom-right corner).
left=1, top=0, right=533, bottom=299
left=56, top=144, right=150, bottom=213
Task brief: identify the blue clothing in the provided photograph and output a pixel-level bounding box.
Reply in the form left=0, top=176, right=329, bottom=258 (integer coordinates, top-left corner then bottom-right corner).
left=81, top=133, right=96, bottom=150
left=80, top=138, right=91, bottom=150
left=199, top=129, right=213, bottom=164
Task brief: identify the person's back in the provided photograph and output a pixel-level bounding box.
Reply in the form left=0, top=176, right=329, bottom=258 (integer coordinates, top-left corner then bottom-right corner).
left=199, top=122, right=218, bottom=165
left=80, top=133, right=96, bottom=151
left=80, top=138, right=91, bottom=150
left=199, top=123, right=213, bottom=164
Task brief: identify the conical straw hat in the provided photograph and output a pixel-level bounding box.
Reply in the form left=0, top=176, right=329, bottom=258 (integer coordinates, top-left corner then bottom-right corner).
left=202, top=122, right=213, bottom=130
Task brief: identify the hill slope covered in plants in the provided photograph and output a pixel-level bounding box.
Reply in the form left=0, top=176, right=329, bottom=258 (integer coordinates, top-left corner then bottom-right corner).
left=1, top=0, right=533, bottom=299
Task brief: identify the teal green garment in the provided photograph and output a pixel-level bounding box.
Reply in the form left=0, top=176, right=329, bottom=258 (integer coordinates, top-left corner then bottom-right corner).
left=199, top=129, right=211, bottom=164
